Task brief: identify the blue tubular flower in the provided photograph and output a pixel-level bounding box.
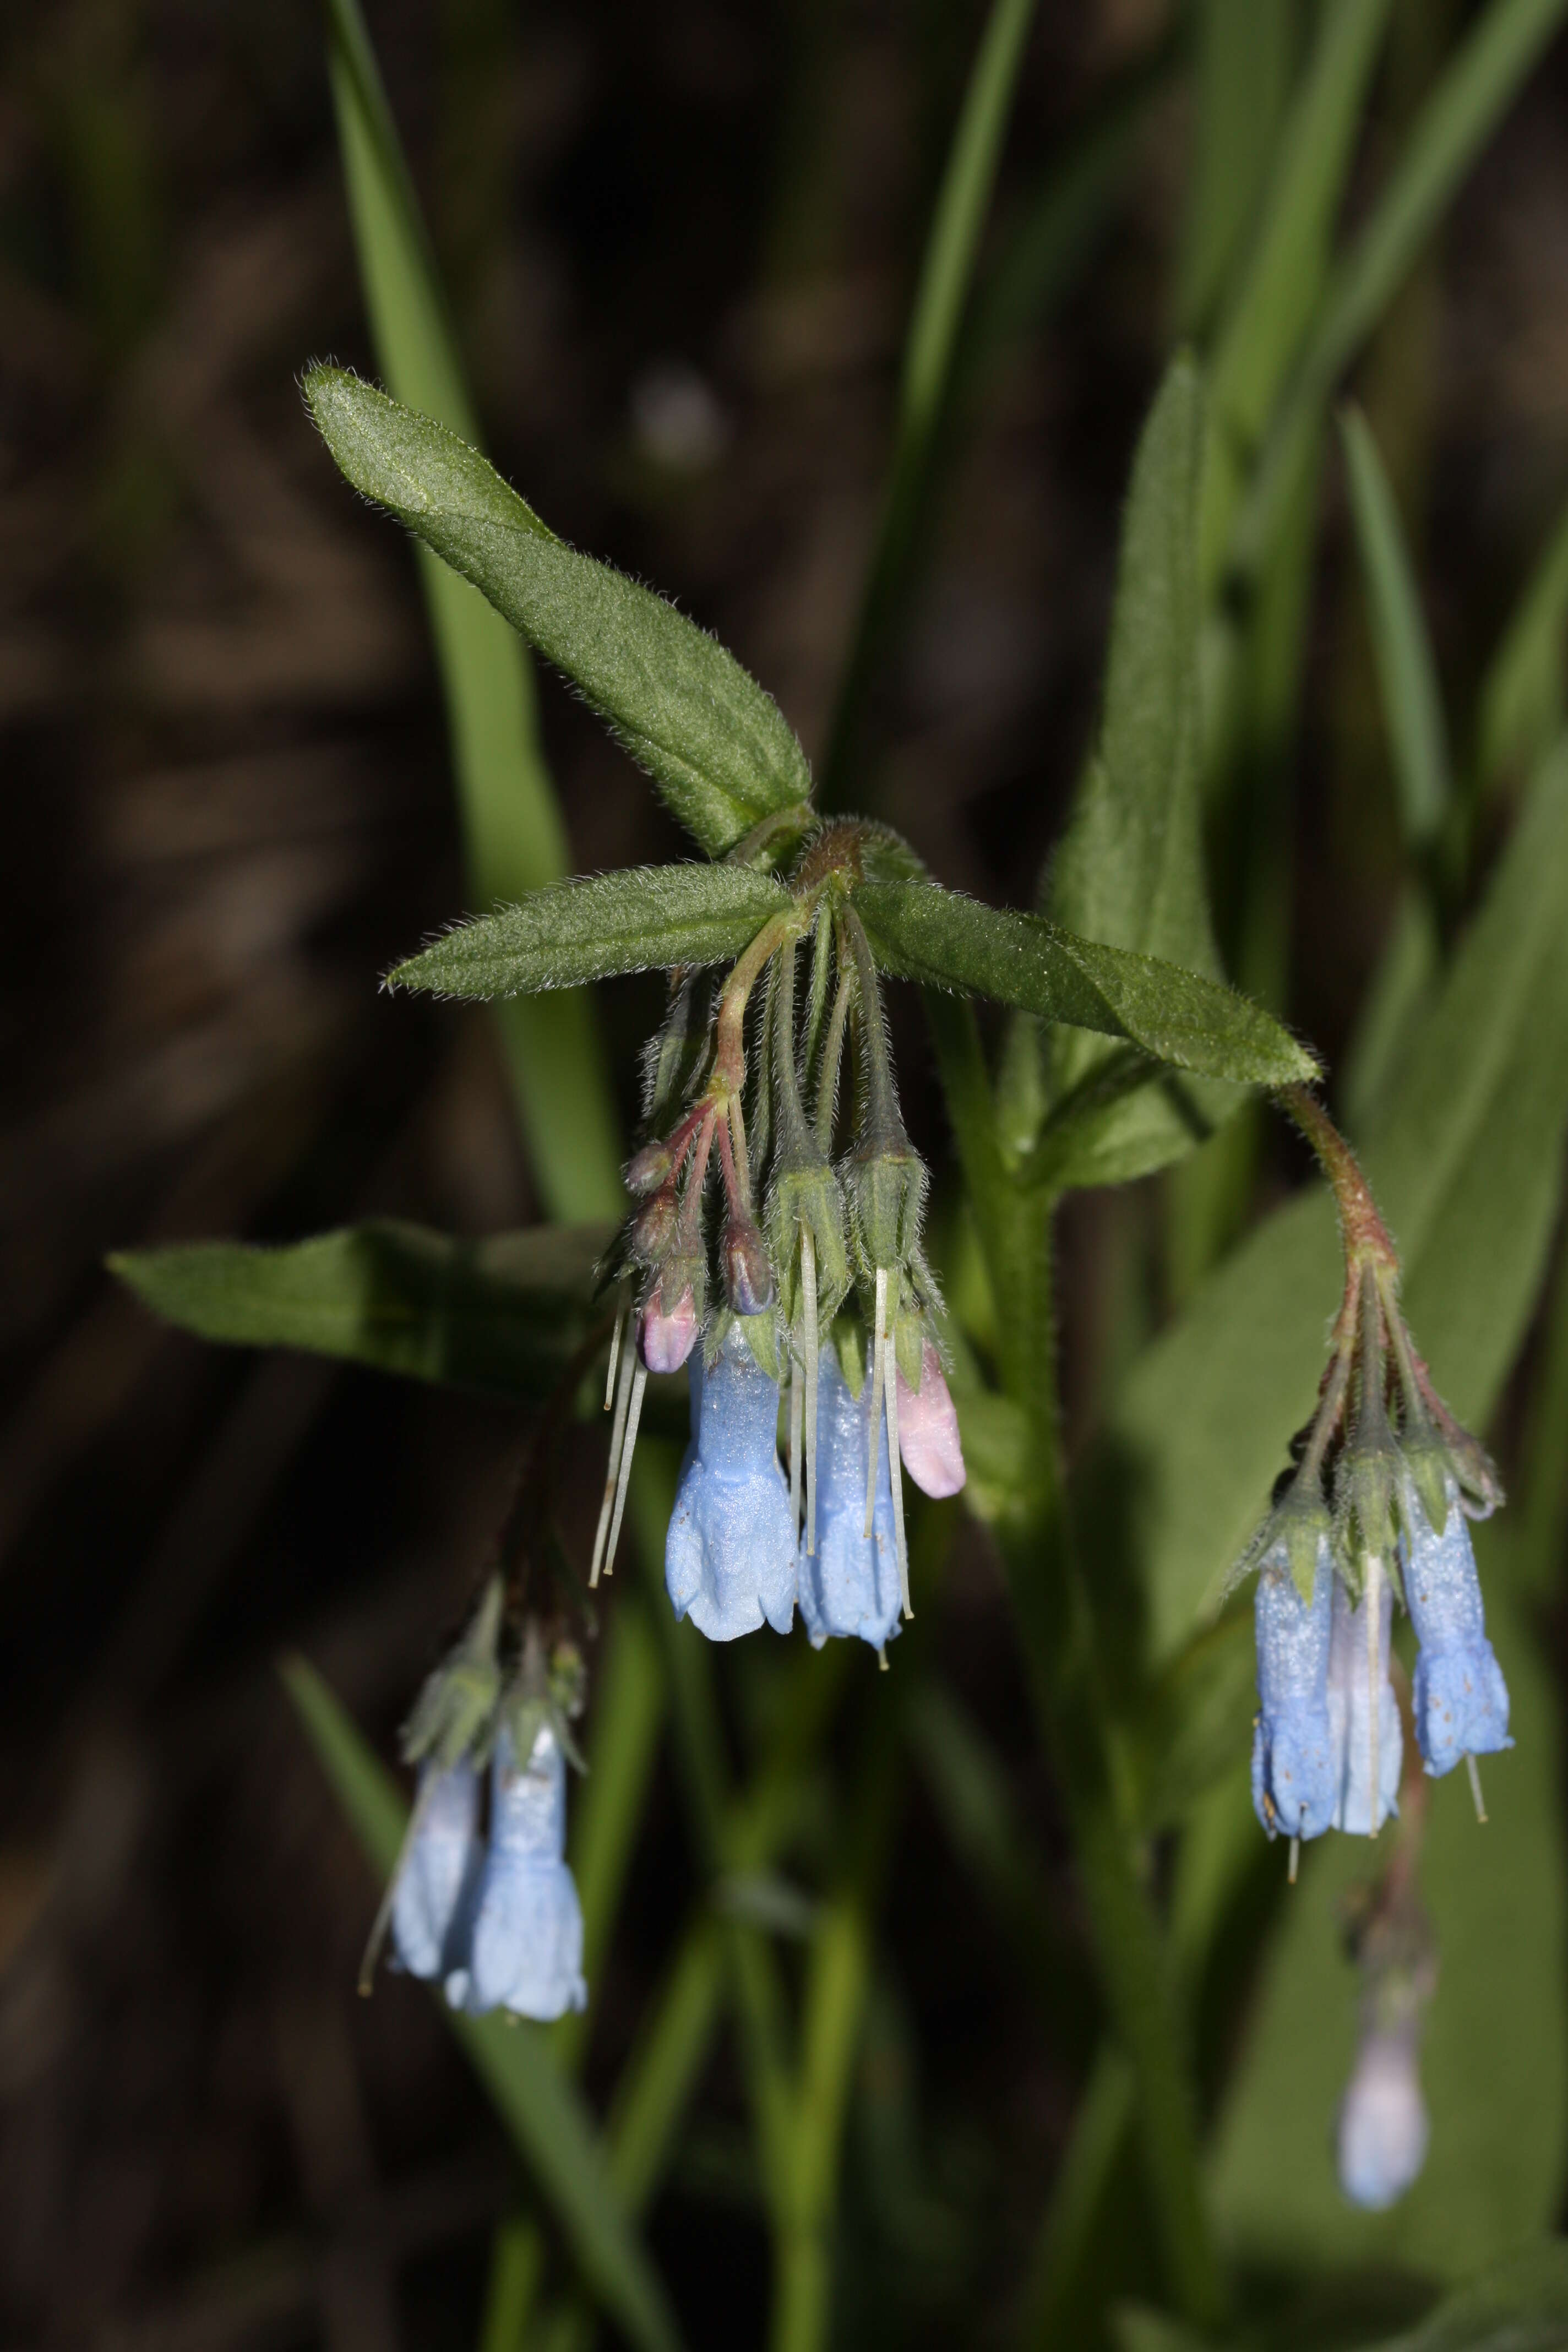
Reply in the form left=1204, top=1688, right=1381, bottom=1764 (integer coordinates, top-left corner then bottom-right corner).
left=1337, top=2025, right=1429, bottom=2211
left=1401, top=1479, right=1511, bottom=1777
left=1327, top=1567, right=1402, bottom=1836
left=465, top=1722, right=587, bottom=2021
left=665, top=1320, right=796, bottom=1640
left=391, top=1758, right=485, bottom=1997
left=1250, top=1535, right=1336, bottom=1843
left=798, top=1346, right=900, bottom=1652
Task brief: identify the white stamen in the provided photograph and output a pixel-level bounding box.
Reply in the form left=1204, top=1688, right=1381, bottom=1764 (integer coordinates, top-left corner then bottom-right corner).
left=788, top=1352, right=803, bottom=1535
left=1288, top=1835, right=1300, bottom=1886
left=803, top=1224, right=819, bottom=1558
left=603, top=1360, right=647, bottom=1580
left=1366, top=1553, right=1382, bottom=1840
left=1467, top=1752, right=1488, bottom=1823
left=865, top=1267, right=888, bottom=1540
left=591, top=1337, right=637, bottom=1586
left=604, top=1295, right=626, bottom=1412
left=883, top=1326, right=912, bottom=1619
left=877, top=1647, right=889, bottom=1673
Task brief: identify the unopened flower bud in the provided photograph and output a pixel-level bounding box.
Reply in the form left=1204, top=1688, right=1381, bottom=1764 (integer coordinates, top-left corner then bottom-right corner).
left=1337, top=2026, right=1429, bottom=2211
left=625, top=1138, right=672, bottom=1196
left=895, top=1340, right=965, bottom=1499
left=630, top=1186, right=678, bottom=1266
left=640, top=1281, right=698, bottom=1374
left=723, top=1219, right=775, bottom=1316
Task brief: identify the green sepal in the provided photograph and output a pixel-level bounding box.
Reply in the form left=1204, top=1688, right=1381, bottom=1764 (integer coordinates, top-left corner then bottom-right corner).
left=892, top=1299, right=925, bottom=1392
left=832, top=1317, right=865, bottom=1400
left=739, top=1311, right=781, bottom=1383
left=1400, top=1430, right=1455, bottom=1542
left=401, top=1575, right=506, bottom=1770
left=1337, top=1438, right=1404, bottom=1602
left=767, top=1159, right=851, bottom=1333
left=845, top=1137, right=929, bottom=1286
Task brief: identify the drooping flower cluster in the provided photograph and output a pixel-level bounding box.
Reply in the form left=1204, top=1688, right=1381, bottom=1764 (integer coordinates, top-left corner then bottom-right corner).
left=367, top=1581, right=589, bottom=2023
left=1245, top=1092, right=1510, bottom=1867
left=591, top=822, right=966, bottom=1652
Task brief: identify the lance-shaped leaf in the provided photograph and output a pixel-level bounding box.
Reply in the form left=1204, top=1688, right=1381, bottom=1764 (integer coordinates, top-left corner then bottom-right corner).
left=853, top=878, right=1315, bottom=1090
left=1045, top=355, right=1234, bottom=1183
left=110, top=1220, right=610, bottom=1403
left=305, top=368, right=813, bottom=861
left=389, top=865, right=788, bottom=1000
left=281, top=1659, right=685, bottom=2352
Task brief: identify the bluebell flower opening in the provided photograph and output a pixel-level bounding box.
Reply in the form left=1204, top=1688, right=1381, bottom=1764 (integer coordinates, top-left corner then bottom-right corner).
left=465, top=1720, right=587, bottom=2021
left=390, top=1758, right=486, bottom=1999
left=1337, top=2026, right=1430, bottom=2210
left=1401, top=1479, right=1512, bottom=1778
left=1250, top=1536, right=1337, bottom=1843
left=665, top=1319, right=796, bottom=1640
left=797, top=1345, right=901, bottom=1651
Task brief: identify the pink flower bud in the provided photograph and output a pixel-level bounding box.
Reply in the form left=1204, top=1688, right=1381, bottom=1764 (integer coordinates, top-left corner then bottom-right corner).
left=625, top=1139, right=672, bottom=1196
left=895, top=1340, right=965, bottom=1498
left=630, top=1187, right=678, bottom=1265
left=640, top=1283, right=698, bottom=1373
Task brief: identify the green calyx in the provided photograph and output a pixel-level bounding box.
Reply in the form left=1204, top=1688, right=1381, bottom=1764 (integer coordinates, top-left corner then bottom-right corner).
left=400, top=1574, right=506, bottom=1771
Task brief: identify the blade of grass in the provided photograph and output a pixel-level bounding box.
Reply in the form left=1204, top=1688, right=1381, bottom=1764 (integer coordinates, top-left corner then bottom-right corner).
left=324, top=0, right=621, bottom=1217
left=279, top=1656, right=685, bottom=2352
left=1339, top=401, right=1451, bottom=854
left=818, top=0, right=1039, bottom=807
left=1173, top=0, right=1298, bottom=341
left=1233, top=0, right=1568, bottom=591
left=1476, top=489, right=1568, bottom=799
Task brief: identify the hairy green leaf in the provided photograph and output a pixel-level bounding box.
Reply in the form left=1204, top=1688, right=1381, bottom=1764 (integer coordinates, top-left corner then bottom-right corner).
left=1106, top=736, right=1568, bottom=1667
left=390, top=865, right=788, bottom=1000
left=325, top=0, right=621, bottom=1218
left=1209, top=1582, right=1567, bottom=2282
left=111, top=1220, right=609, bottom=1402
left=1047, top=356, right=1233, bottom=1183
left=854, top=878, right=1314, bottom=1090
left=1341, top=404, right=1451, bottom=851
left=281, top=1659, right=685, bottom=2352
left=305, top=369, right=812, bottom=861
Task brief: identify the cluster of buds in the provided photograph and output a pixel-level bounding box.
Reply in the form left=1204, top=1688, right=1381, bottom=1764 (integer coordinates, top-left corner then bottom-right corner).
left=591, top=824, right=965, bottom=1653
left=363, top=1580, right=590, bottom=2022
left=1245, top=1091, right=1510, bottom=1875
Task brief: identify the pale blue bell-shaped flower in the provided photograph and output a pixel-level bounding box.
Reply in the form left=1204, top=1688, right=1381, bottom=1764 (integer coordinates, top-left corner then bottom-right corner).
left=1326, top=1570, right=1402, bottom=1835
left=1337, top=2024, right=1429, bottom=2209
left=665, top=1321, right=796, bottom=1640
left=1401, top=1479, right=1511, bottom=1777
left=465, top=1722, right=587, bottom=2021
left=1250, top=1537, right=1336, bottom=1842
left=391, top=1758, right=485, bottom=2000
left=798, top=1346, right=901, bottom=1652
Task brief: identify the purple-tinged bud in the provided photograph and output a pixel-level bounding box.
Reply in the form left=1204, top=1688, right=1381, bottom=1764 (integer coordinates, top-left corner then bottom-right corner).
left=625, top=1139, right=672, bottom=1195
left=640, top=1282, right=698, bottom=1374
left=722, top=1219, right=775, bottom=1316
left=895, top=1341, right=965, bottom=1499
left=1337, top=2026, right=1429, bottom=2211
left=630, top=1186, right=678, bottom=1266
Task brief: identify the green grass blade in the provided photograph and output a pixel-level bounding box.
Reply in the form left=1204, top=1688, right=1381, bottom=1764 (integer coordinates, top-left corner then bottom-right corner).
left=1339, top=402, right=1451, bottom=852
left=324, top=0, right=620, bottom=1217
left=1174, top=0, right=1298, bottom=340
left=1476, top=490, right=1568, bottom=797
left=280, top=1657, right=685, bottom=2352
left=818, top=0, right=1039, bottom=805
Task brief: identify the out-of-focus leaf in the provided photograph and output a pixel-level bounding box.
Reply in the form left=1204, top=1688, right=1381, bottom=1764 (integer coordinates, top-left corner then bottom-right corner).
left=111, top=1220, right=609, bottom=1403
left=1340, top=404, right=1451, bottom=851
left=1477, top=492, right=1568, bottom=797
left=325, top=0, right=620, bottom=1217
left=390, top=866, right=788, bottom=1000
left=1048, top=357, right=1232, bottom=1182
left=280, top=1659, right=685, bottom=2352
left=1209, top=1582, right=1567, bottom=2281
left=305, top=369, right=813, bottom=862
left=854, top=878, right=1314, bottom=1089
left=1368, top=2241, right=1568, bottom=2351
left=1104, top=737, right=1568, bottom=1666
left=1341, top=889, right=1441, bottom=1140
left=1173, top=0, right=1298, bottom=340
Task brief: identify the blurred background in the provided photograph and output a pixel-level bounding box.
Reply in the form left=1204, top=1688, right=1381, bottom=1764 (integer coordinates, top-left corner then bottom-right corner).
left=4, top=0, right=1568, bottom=2345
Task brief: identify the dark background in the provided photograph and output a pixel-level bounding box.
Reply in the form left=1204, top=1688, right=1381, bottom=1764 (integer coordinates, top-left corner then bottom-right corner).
left=3, top=0, right=1568, bottom=2344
